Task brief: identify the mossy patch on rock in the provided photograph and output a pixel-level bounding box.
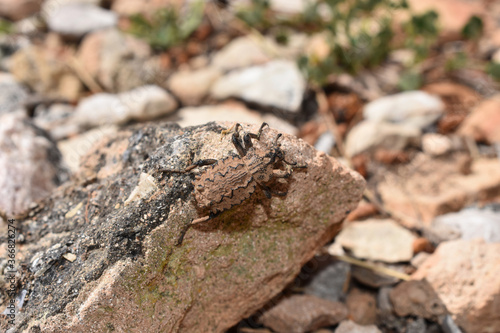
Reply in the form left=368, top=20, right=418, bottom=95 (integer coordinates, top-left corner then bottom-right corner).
left=2, top=121, right=365, bottom=333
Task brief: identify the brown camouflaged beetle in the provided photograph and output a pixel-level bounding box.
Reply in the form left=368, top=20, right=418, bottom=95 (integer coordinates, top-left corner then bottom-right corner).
left=161, top=122, right=307, bottom=245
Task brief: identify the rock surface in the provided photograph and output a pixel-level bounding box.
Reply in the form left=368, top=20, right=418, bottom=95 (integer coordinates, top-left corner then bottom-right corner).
left=1, top=121, right=365, bottom=332
left=259, top=294, right=347, bottom=333
left=377, top=153, right=500, bottom=227
left=458, top=95, right=500, bottom=144
left=345, top=288, right=378, bottom=325
left=334, top=219, right=416, bottom=263
left=0, top=0, right=42, bottom=21
left=412, top=239, right=500, bottom=333
left=389, top=280, right=447, bottom=321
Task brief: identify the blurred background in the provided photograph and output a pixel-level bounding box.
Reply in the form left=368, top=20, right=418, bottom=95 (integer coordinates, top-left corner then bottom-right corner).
left=1, top=0, right=500, bottom=332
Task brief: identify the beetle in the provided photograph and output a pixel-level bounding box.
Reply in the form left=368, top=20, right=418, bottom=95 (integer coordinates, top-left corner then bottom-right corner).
left=160, top=122, right=306, bottom=245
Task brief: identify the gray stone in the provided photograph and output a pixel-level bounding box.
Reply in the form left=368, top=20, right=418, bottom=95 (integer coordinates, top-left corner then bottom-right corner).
left=33, top=103, right=75, bottom=139
left=0, top=73, right=28, bottom=115
left=363, top=91, right=444, bottom=130
left=0, top=112, right=66, bottom=216
left=303, top=259, right=350, bottom=303
left=426, top=207, right=500, bottom=244
left=211, top=60, right=306, bottom=113
left=46, top=3, right=117, bottom=38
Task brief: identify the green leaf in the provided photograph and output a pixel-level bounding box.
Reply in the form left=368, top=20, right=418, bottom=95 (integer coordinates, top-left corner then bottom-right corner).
left=462, top=15, right=483, bottom=40
left=486, top=62, right=500, bottom=81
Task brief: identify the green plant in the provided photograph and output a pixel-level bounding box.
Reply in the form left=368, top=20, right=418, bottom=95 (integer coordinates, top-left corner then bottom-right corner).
left=295, top=0, right=410, bottom=84
left=127, top=1, right=205, bottom=50
left=486, top=62, right=500, bottom=81
left=0, top=18, right=12, bottom=34
left=462, top=15, right=483, bottom=40
left=236, top=0, right=271, bottom=30
left=402, top=10, right=439, bottom=62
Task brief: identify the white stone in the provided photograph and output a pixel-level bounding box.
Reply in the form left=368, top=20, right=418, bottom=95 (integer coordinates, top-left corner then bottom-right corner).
left=363, top=91, right=444, bottom=129
left=172, top=103, right=298, bottom=136
left=73, top=85, right=177, bottom=128
left=422, top=133, right=452, bottom=156
left=344, top=120, right=421, bottom=157
left=46, top=3, right=117, bottom=37
left=211, top=36, right=271, bottom=71
left=428, top=207, right=500, bottom=243
left=167, top=66, right=222, bottom=105
left=125, top=173, right=158, bottom=206
left=211, top=60, right=306, bottom=113
left=335, top=219, right=416, bottom=263
left=270, top=0, right=315, bottom=14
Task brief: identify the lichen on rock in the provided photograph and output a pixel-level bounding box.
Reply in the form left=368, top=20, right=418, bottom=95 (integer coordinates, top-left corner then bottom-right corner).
left=1, top=121, right=365, bottom=333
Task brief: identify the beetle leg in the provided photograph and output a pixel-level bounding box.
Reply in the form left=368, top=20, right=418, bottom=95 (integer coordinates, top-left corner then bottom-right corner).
left=175, top=211, right=221, bottom=246
left=258, top=182, right=287, bottom=197
left=193, top=159, right=218, bottom=167
left=160, top=158, right=218, bottom=174
left=257, top=182, right=272, bottom=199
left=175, top=215, right=211, bottom=246
left=247, top=122, right=269, bottom=140
left=273, top=133, right=282, bottom=147
left=282, top=157, right=307, bottom=169
left=232, top=132, right=247, bottom=157
left=220, top=122, right=236, bottom=140
left=176, top=222, right=191, bottom=246
left=243, top=133, right=252, bottom=149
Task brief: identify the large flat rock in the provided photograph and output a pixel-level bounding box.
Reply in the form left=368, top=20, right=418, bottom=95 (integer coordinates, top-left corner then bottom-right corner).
left=1, top=121, right=365, bottom=332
